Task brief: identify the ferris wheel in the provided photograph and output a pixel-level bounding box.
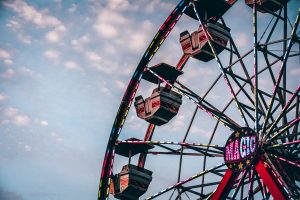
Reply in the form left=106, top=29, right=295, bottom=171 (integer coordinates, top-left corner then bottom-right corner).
left=98, top=0, right=300, bottom=199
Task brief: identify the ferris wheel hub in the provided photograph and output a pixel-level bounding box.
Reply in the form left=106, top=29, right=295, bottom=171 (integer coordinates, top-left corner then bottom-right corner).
left=224, top=127, right=259, bottom=172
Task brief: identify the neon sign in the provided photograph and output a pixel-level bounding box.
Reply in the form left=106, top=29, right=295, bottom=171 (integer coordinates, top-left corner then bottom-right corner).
left=224, top=127, right=258, bottom=172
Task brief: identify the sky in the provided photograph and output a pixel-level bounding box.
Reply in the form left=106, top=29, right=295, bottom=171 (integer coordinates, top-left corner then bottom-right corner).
left=0, top=0, right=300, bottom=200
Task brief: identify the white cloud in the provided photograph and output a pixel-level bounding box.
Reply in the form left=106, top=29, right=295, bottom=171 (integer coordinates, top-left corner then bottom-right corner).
left=4, top=59, right=13, bottom=65
left=2, top=69, right=15, bottom=79
left=128, top=32, right=148, bottom=52
left=93, top=10, right=127, bottom=38
left=43, top=21, right=66, bottom=43
left=50, top=132, right=63, bottom=142
left=40, top=120, right=49, bottom=126
left=3, top=107, right=31, bottom=126
left=45, top=31, right=59, bottom=42
left=4, top=107, right=19, bottom=117
left=94, top=23, right=118, bottom=38
left=17, top=33, right=32, bottom=44
left=190, top=125, right=211, bottom=138
left=143, top=0, right=175, bottom=13
left=68, top=3, right=77, bottom=12
left=13, top=115, right=30, bottom=126
left=71, top=34, right=90, bottom=51
left=1, top=67, right=39, bottom=80
left=100, top=87, right=111, bottom=96
left=114, top=80, right=126, bottom=89
left=24, top=145, right=32, bottom=152
left=44, top=50, right=59, bottom=59
left=233, top=32, right=249, bottom=48
left=162, top=113, right=185, bottom=132
left=45, top=26, right=67, bottom=43
left=0, top=94, right=6, bottom=101
left=0, top=49, right=11, bottom=59
left=64, top=61, right=79, bottom=70
left=107, top=0, right=130, bottom=11
left=6, top=19, right=22, bottom=31
left=86, top=51, right=101, bottom=62
left=4, top=0, right=61, bottom=28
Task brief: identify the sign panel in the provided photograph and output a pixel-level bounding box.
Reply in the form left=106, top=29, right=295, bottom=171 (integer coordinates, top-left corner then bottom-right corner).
left=224, top=127, right=258, bottom=172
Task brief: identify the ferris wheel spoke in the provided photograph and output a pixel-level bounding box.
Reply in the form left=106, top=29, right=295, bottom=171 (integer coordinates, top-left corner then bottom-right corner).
left=139, top=54, right=190, bottom=169
left=230, top=169, right=248, bottom=199
left=245, top=169, right=255, bottom=200
left=147, top=67, right=241, bottom=130
left=97, top=1, right=193, bottom=198
left=268, top=154, right=300, bottom=169
left=265, top=84, right=300, bottom=137
left=146, top=163, right=225, bottom=199
left=268, top=115, right=300, bottom=142
left=261, top=10, right=300, bottom=136
left=265, top=139, right=300, bottom=150
left=117, top=140, right=224, bottom=157
left=191, top=2, right=250, bottom=128
left=253, top=168, right=268, bottom=200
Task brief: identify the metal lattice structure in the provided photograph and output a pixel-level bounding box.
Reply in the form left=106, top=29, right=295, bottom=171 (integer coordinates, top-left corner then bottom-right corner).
left=98, top=0, right=300, bottom=199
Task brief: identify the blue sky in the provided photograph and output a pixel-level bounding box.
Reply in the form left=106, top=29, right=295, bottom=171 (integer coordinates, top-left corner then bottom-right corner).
left=0, top=0, right=299, bottom=200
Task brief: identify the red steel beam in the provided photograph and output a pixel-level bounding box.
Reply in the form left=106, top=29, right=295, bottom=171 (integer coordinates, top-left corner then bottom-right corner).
left=255, top=159, right=289, bottom=200
left=211, top=169, right=240, bottom=200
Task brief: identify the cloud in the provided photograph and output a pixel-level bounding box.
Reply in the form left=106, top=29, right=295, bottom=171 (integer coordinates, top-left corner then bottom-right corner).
left=44, top=50, right=59, bottom=59
left=64, top=61, right=79, bottom=70
left=233, top=32, right=249, bottom=48
left=40, top=120, right=49, bottom=126
left=17, top=33, right=32, bottom=44
left=4, top=1, right=67, bottom=44
left=45, top=25, right=66, bottom=43
left=4, top=59, right=13, bottom=65
left=71, top=34, right=90, bottom=51
left=0, top=94, right=6, bottom=101
left=106, top=0, right=130, bottom=11
left=50, top=132, right=63, bottom=142
left=0, top=49, right=11, bottom=59
left=13, top=115, right=30, bottom=126
left=68, top=3, right=77, bottom=12
left=85, top=51, right=101, bottom=62
left=4, top=0, right=61, bottom=28
left=190, top=125, right=211, bottom=138
left=2, top=67, right=40, bottom=79
left=24, top=145, right=32, bottom=152
left=3, top=107, right=31, bottom=126
left=2, top=69, right=15, bottom=79
left=0, top=49, right=14, bottom=65
left=6, top=19, right=22, bottom=31
left=6, top=20, right=32, bottom=44
left=93, top=9, right=128, bottom=38
left=4, top=107, right=19, bottom=117
left=127, top=20, right=154, bottom=52
left=45, top=31, right=59, bottom=42
left=114, top=80, right=126, bottom=90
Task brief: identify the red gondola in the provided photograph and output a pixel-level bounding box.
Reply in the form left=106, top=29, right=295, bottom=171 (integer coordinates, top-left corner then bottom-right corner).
left=180, top=22, right=231, bottom=62
left=110, top=164, right=152, bottom=200
left=135, top=87, right=182, bottom=126
left=245, top=0, right=290, bottom=13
